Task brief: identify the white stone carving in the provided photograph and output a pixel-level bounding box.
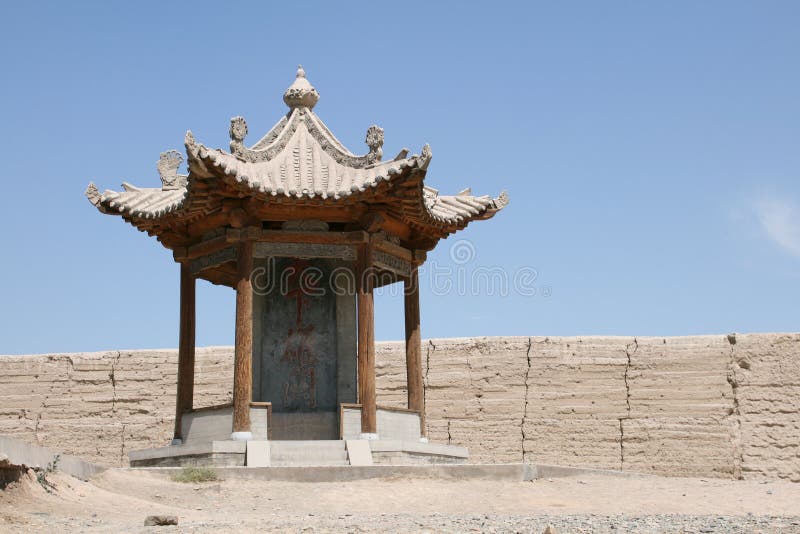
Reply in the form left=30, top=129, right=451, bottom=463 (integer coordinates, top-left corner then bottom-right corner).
left=493, top=190, right=510, bottom=209
left=283, top=65, right=320, bottom=109
left=419, top=143, right=432, bottom=170
left=157, top=150, right=187, bottom=190
left=365, top=125, right=384, bottom=161
left=84, top=183, right=101, bottom=206
left=229, top=116, right=248, bottom=142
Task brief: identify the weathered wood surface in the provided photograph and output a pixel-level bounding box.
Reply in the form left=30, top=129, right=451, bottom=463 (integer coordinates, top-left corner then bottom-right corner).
left=404, top=268, right=425, bottom=436
left=173, top=264, right=196, bottom=440
left=232, top=241, right=254, bottom=434
left=357, top=242, right=377, bottom=434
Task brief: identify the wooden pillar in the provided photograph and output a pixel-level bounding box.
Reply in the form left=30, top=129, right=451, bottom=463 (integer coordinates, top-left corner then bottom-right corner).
left=173, top=263, right=196, bottom=442
left=404, top=267, right=425, bottom=436
left=357, top=242, right=377, bottom=436
left=232, top=240, right=254, bottom=438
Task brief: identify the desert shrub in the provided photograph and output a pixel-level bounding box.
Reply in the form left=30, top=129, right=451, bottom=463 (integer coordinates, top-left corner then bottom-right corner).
left=36, top=454, right=60, bottom=493
left=171, top=466, right=218, bottom=483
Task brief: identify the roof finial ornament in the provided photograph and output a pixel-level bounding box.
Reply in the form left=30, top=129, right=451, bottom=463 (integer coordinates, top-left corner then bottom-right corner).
left=283, top=64, right=319, bottom=110
left=365, top=125, right=384, bottom=162
left=85, top=182, right=101, bottom=206
left=158, top=150, right=187, bottom=190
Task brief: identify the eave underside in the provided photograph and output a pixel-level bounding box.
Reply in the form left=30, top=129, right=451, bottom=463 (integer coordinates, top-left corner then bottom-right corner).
left=98, top=164, right=503, bottom=250
left=87, top=102, right=508, bottom=288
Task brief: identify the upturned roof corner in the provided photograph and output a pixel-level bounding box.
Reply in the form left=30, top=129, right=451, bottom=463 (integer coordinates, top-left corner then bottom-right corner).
left=86, top=66, right=507, bottom=253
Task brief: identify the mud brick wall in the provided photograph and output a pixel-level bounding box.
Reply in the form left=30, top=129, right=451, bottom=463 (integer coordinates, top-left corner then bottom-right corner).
left=1, top=334, right=798, bottom=481
left=0, top=348, right=233, bottom=467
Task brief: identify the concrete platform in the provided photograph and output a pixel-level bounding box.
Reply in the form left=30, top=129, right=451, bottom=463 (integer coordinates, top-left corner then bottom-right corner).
left=128, top=439, right=468, bottom=468
left=128, top=440, right=247, bottom=467
left=122, top=462, right=649, bottom=482
left=126, top=463, right=537, bottom=482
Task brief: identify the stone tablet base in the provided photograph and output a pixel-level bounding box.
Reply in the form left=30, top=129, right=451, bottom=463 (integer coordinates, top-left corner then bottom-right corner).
left=128, top=439, right=468, bottom=468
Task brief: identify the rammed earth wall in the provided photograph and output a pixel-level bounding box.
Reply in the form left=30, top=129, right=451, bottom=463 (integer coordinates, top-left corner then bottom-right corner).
left=1, top=333, right=798, bottom=481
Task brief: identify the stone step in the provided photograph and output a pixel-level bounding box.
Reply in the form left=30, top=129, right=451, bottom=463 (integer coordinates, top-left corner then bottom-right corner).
left=268, top=440, right=349, bottom=466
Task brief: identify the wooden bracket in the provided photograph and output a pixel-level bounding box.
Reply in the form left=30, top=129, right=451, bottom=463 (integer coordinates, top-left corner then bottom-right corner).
left=360, top=212, right=385, bottom=233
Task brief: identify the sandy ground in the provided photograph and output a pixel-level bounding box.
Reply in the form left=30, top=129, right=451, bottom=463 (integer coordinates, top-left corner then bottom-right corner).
left=2, top=468, right=800, bottom=533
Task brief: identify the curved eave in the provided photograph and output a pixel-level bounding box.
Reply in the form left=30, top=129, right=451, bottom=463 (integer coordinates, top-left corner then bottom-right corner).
left=395, top=186, right=509, bottom=241
left=84, top=182, right=193, bottom=246
left=94, top=187, right=187, bottom=220
left=85, top=123, right=507, bottom=245
left=85, top=166, right=508, bottom=246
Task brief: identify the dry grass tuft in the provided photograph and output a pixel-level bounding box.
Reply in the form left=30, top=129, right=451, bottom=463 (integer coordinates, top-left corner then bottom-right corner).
left=171, top=466, right=218, bottom=483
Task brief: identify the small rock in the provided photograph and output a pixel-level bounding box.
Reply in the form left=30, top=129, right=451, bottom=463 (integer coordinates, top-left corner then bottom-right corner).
left=144, top=515, right=178, bottom=526
left=543, top=526, right=558, bottom=534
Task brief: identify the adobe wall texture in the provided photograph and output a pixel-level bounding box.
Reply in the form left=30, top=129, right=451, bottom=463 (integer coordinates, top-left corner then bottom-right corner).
left=0, top=333, right=797, bottom=481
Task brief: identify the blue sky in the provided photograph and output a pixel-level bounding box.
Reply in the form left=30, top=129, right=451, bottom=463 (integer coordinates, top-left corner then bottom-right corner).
left=0, top=1, right=798, bottom=354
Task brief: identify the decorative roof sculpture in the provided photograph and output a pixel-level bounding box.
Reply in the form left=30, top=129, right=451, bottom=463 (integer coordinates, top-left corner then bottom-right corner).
left=86, top=66, right=508, bottom=286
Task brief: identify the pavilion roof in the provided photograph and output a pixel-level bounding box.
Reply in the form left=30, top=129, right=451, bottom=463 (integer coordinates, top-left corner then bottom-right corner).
left=86, top=66, right=508, bottom=249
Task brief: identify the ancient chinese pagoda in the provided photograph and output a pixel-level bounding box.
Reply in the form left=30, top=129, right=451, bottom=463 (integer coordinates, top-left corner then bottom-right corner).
left=86, top=67, right=507, bottom=466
